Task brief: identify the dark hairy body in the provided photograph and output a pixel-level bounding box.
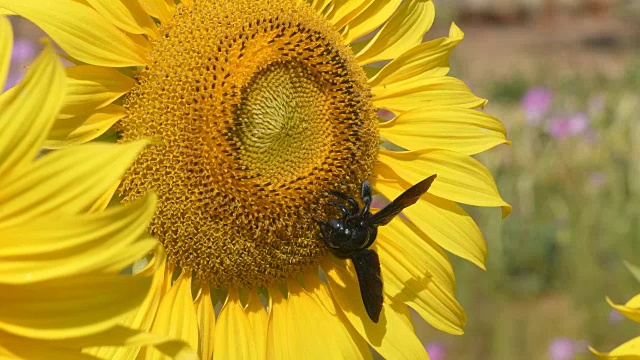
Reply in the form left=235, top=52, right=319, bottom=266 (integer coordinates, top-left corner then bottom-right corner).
left=316, top=174, right=438, bottom=323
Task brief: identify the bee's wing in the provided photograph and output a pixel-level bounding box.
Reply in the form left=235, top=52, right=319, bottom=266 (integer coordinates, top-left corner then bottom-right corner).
left=350, top=249, right=383, bottom=323
left=367, top=174, right=437, bottom=226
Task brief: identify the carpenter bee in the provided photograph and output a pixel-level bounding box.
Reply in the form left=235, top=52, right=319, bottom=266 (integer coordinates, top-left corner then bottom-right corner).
left=316, top=174, right=437, bottom=323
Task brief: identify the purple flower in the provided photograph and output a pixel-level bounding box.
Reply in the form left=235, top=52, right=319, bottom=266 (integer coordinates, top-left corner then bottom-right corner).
left=3, top=72, right=22, bottom=92
left=378, top=109, right=395, bottom=121
left=609, top=308, right=624, bottom=324
left=548, top=338, right=575, bottom=360
left=548, top=338, right=588, bottom=360
left=425, top=342, right=446, bottom=360
left=547, top=113, right=589, bottom=140
left=3, top=38, right=38, bottom=92
left=11, top=38, right=37, bottom=63
left=521, top=87, right=553, bottom=125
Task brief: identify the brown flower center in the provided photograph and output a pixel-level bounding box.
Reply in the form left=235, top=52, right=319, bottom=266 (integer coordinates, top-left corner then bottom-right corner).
left=118, top=0, right=378, bottom=288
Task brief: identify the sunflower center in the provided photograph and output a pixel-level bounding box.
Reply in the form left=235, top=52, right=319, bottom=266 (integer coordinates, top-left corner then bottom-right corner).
left=234, top=62, right=329, bottom=182
left=118, top=0, right=378, bottom=288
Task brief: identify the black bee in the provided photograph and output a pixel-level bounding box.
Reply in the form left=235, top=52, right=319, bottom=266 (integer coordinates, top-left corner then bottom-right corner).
left=316, top=174, right=437, bottom=323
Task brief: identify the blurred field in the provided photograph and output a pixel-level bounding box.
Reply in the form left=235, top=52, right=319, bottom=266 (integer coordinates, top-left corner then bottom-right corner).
left=418, top=2, right=640, bottom=359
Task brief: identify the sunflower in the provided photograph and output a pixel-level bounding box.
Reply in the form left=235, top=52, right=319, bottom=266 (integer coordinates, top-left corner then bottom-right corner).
left=591, top=263, right=640, bottom=359
left=0, top=0, right=510, bottom=358
left=0, top=17, right=193, bottom=359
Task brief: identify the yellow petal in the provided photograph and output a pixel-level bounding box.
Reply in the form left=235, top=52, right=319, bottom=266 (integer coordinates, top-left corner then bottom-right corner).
left=60, top=65, right=135, bottom=118
left=342, top=0, right=402, bottom=44
left=379, top=106, right=508, bottom=155
left=213, top=289, right=258, bottom=360
left=374, top=77, right=487, bottom=113
left=0, top=8, right=14, bottom=15
left=144, top=274, right=199, bottom=360
left=377, top=217, right=455, bottom=295
left=76, top=327, right=198, bottom=360
left=0, top=141, right=148, bottom=226
left=124, top=252, right=166, bottom=330
left=269, top=277, right=371, bottom=359
left=86, top=253, right=167, bottom=360
left=0, top=331, right=99, bottom=360
left=355, top=0, right=435, bottom=65
left=607, top=295, right=640, bottom=323
left=0, top=0, right=150, bottom=67
left=195, top=286, right=216, bottom=360
left=294, top=280, right=339, bottom=358
left=326, top=0, right=373, bottom=30
left=323, top=259, right=428, bottom=359
left=373, top=180, right=487, bottom=269
left=0, top=45, right=65, bottom=177
left=46, top=104, right=127, bottom=149
left=311, top=0, right=332, bottom=14
left=86, top=0, right=159, bottom=38
left=590, top=336, right=640, bottom=359
left=88, top=180, right=121, bottom=215
left=0, top=16, right=11, bottom=89
left=245, top=290, right=268, bottom=360
left=368, top=23, right=464, bottom=88
left=302, top=273, right=372, bottom=359
left=266, top=288, right=289, bottom=360
left=0, top=273, right=151, bottom=340
left=0, top=194, right=156, bottom=283
left=376, top=241, right=465, bottom=334
left=377, top=149, right=512, bottom=216
left=286, top=280, right=347, bottom=359
left=138, top=0, right=174, bottom=24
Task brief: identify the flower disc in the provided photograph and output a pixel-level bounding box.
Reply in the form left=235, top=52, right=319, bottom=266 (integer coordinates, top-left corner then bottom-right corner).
left=118, top=0, right=378, bottom=288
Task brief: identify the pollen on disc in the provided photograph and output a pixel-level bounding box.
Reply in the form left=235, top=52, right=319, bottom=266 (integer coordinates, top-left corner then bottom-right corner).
left=118, top=0, right=378, bottom=288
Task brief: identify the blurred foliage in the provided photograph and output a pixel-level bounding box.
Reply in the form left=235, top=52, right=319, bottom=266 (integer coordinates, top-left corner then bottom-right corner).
left=490, top=73, right=532, bottom=103
left=415, top=60, right=640, bottom=360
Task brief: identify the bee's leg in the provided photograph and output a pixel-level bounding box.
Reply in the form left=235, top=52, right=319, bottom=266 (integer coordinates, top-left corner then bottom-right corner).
left=328, top=201, right=351, bottom=220
left=314, top=218, right=331, bottom=243
left=363, top=226, right=378, bottom=248
left=328, top=191, right=360, bottom=213
left=361, top=180, right=372, bottom=214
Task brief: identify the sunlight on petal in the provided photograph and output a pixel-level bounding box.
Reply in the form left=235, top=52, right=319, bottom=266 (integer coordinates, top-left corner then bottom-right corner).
left=213, top=289, right=257, bottom=360
left=379, top=106, right=508, bottom=155
left=245, top=290, right=267, bottom=360
left=324, top=259, right=428, bottom=359
left=0, top=45, right=64, bottom=178
left=356, top=0, right=434, bottom=65
left=46, top=105, right=127, bottom=149
left=377, top=217, right=455, bottom=294
left=342, top=0, right=402, bottom=45
left=377, top=149, right=512, bottom=216
left=195, top=286, right=216, bottom=360
left=60, top=65, right=136, bottom=118
left=368, top=23, right=464, bottom=87
left=326, top=0, right=373, bottom=30
left=86, top=0, right=159, bottom=38
left=378, top=241, right=466, bottom=335
left=590, top=336, right=640, bottom=359
left=0, top=0, right=150, bottom=67
left=373, top=77, right=487, bottom=114
left=144, top=274, right=199, bottom=360
left=0, top=141, right=148, bottom=225
left=373, top=180, right=487, bottom=269
left=138, top=0, right=174, bottom=24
